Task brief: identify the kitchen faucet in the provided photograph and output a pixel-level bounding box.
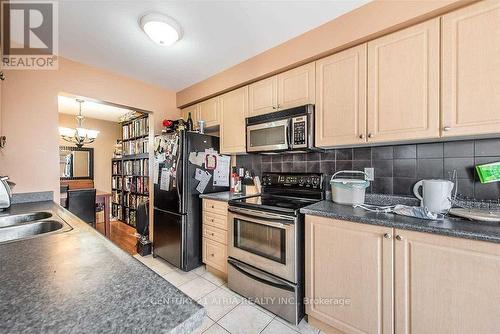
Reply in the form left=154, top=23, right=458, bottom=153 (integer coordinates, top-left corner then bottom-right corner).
left=0, top=176, right=13, bottom=211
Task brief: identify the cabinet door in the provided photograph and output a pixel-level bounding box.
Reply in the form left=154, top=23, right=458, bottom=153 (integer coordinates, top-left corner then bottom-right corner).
left=305, top=216, right=394, bottom=334
left=182, top=104, right=200, bottom=128
left=367, top=18, right=440, bottom=143
left=248, top=76, right=277, bottom=117
left=220, top=86, right=248, bottom=154
left=394, top=229, right=500, bottom=334
left=277, top=62, right=315, bottom=110
left=203, top=238, right=227, bottom=274
left=198, top=96, right=220, bottom=128
left=442, top=0, right=500, bottom=137
left=315, top=45, right=367, bottom=148
left=0, top=71, right=3, bottom=137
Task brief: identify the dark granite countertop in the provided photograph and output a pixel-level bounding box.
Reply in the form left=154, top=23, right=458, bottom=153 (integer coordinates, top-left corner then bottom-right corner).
left=199, top=191, right=259, bottom=202
left=0, top=201, right=204, bottom=333
left=301, top=200, right=500, bottom=244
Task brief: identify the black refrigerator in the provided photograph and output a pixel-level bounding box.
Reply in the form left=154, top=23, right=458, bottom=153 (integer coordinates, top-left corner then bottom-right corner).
left=153, top=131, right=228, bottom=271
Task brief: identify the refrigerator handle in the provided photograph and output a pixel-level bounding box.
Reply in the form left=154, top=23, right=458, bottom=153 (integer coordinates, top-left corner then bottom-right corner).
left=175, top=134, right=182, bottom=211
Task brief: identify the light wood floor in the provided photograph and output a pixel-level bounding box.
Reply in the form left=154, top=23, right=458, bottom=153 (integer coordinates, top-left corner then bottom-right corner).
left=96, top=220, right=137, bottom=255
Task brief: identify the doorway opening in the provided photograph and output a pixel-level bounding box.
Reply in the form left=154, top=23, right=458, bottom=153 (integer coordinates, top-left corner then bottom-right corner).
left=58, top=93, right=153, bottom=255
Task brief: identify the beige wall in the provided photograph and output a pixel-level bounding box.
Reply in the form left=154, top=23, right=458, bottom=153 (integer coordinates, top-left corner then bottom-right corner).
left=0, top=56, right=179, bottom=199
left=176, top=0, right=476, bottom=107
left=58, top=113, right=121, bottom=193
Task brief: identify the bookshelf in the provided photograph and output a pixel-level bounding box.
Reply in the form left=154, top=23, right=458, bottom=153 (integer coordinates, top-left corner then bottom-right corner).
left=111, top=114, right=150, bottom=227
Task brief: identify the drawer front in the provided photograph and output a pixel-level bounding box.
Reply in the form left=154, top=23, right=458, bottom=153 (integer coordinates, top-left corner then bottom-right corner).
left=203, top=239, right=227, bottom=273
left=203, top=224, right=227, bottom=245
left=203, top=199, right=228, bottom=216
left=203, top=212, right=227, bottom=230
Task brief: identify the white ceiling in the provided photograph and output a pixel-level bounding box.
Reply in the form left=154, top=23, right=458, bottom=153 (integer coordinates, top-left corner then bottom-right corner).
left=58, top=95, right=134, bottom=122
left=58, top=0, right=369, bottom=91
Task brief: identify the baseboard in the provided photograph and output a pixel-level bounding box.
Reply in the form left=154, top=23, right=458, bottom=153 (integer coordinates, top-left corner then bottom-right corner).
left=308, top=315, right=345, bottom=334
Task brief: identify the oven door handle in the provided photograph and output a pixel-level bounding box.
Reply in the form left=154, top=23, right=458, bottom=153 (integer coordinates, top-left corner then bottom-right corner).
left=228, top=207, right=296, bottom=223
left=228, top=258, right=295, bottom=292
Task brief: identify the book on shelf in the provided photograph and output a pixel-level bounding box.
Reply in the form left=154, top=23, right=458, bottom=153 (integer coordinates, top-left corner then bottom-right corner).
left=122, top=116, right=149, bottom=140
left=122, top=138, right=149, bottom=155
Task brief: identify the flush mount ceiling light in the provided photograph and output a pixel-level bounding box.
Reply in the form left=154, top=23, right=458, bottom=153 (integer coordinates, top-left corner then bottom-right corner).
left=140, top=13, right=182, bottom=46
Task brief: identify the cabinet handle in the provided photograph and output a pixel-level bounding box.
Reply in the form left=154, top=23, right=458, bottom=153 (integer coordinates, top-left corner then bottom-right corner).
left=443, top=126, right=451, bottom=131
left=395, top=235, right=403, bottom=241
left=384, top=233, right=392, bottom=239
left=210, top=233, right=214, bottom=236
left=359, top=134, right=365, bottom=139
left=368, top=133, right=374, bottom=138
left=210, top=253, right=215, bottom=257
left=211, top=219, right=214, bottom=222
left=211, top=205, right=214, bottom=208
left=272, top=106, right=277, bottom=110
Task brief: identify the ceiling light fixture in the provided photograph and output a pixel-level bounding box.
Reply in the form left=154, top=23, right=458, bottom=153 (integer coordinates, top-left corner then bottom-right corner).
left=140, top=13, right=182, bottom=46
left=59, top=99, right=99, bottom=148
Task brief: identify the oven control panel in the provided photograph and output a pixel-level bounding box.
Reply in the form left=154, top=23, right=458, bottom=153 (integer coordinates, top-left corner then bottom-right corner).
left=291, top=116, right=307, bottom=148
left=262, top=173, right=322, bottom=189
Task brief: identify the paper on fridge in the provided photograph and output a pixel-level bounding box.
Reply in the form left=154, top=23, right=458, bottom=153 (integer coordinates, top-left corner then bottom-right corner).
left=157, top=153, right=166, bottom=163
left=213, top=155, right=230, bottom=187
left=195, top=168, right=205, bottom=181
left=153, top=160, right=160, bottom=184
left=196, top=170, right=212, bottom=193
left=189, top=152, right=205, bottom=166
left=160, top=167, right=170, bottom=191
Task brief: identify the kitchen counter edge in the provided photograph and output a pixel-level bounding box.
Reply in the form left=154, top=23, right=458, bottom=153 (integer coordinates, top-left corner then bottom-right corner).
left=301, top=200, right=500, bottom=244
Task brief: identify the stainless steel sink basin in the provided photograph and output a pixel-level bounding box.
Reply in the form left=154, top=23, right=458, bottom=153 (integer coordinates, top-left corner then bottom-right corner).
left=0, top=220, right=65, bottom=243
left=0, top=211, right=72, bottom=244
left=0, top=211, right=52, bottom=228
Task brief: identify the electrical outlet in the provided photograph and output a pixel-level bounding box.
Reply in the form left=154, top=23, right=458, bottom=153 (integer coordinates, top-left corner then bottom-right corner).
left=364, top=167, right=374, bottom=181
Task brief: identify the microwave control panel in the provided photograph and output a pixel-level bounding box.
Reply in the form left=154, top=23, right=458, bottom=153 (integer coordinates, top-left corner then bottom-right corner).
left=291, top=116, right=307, bottom=148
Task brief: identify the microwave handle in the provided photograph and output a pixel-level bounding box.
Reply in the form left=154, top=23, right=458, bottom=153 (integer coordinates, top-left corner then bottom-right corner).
left=287, top=119, right=293, bottom=149
left=228, top=258, right=295, bottom=292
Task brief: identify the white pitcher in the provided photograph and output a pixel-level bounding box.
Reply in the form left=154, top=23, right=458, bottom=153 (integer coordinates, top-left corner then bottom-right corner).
left=413, top=179, right=454, bottom=214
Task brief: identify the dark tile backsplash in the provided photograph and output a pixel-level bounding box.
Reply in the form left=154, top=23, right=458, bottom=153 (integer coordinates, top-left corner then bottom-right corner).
left=236, top=138, right=500, bottom=200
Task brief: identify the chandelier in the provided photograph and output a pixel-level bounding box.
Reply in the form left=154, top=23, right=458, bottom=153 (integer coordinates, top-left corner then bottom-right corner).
left=59, top=99, right=99, bottom=148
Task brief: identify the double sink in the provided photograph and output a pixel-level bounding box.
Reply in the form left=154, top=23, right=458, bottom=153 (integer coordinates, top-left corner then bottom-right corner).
left=0, top=211, right=72, bottom=244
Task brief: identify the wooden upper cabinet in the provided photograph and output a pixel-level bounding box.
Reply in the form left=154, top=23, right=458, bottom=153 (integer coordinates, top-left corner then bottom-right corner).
left=248, top=76, right=277, bottom=117
left=394, top=229, right=500, bottom=334
left=249, top=62, right=315, bottom=117
left=220, top=86, right=248, bottom=154
left=306, top=216, right=394, bottom=334
left=181, top=104, right=200, bottom=128
left=198, top=96, right=220, bottom=128
left=367, top=18, right=440, bottom=143
left=442, top=0, right=500, bottom=137
left=315, top=44, right=367, bottom=148
left=277, top=62, right=315, bottom=110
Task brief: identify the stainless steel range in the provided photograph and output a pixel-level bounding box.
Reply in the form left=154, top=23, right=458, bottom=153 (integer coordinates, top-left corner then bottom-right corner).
left=227, top=172, right=324, bottom=325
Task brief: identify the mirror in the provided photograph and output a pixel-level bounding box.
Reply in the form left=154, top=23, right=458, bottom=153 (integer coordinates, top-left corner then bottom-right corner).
left=59, top=146, right=94, bottom=179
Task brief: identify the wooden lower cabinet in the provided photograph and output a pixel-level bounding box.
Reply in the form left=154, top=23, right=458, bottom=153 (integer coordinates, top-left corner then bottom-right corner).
left=305, top=216, right=394, bottom=334
left=202, top=199, right=228, bottom=277
left=394, top=229, right=500, bottom=334
left=306, top=216, right=500, bottom=334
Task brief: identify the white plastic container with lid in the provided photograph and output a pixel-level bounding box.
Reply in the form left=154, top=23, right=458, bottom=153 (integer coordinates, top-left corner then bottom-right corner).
left=330, top=170, right=370, bottom=205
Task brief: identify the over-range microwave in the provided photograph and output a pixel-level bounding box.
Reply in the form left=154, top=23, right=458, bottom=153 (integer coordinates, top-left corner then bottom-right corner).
left=246, top=104, right=315, bottom=153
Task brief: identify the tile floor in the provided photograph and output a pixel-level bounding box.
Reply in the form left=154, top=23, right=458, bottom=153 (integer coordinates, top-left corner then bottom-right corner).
left=133, top=254, right=322, bottom=334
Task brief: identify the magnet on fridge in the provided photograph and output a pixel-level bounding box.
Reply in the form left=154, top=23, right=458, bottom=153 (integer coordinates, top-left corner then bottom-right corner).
left=205, top=153, right=217, bottom=170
